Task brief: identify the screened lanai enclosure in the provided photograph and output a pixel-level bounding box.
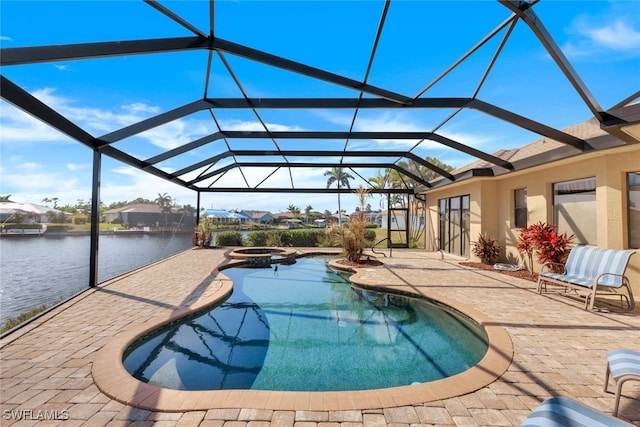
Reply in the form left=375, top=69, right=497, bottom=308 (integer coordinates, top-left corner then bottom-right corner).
left=1, top=0, right=639, bottom=287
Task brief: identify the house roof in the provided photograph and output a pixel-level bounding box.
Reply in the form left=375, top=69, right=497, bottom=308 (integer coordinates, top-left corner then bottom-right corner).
left=430, top=117, right=624, bottom=187
left=204, top=209, right=248, bottom=219
left=104, top=204, right=162, bottom=214
left=273, top=212, right=297, bottom=219
left=241, top=210, right=274, bottom=219
left=0, top=202, right=64, bottom=215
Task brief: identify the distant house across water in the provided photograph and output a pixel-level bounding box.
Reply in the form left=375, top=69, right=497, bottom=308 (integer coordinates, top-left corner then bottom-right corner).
left=203, top=209, right=249, bottom=224
left=104, top=203, right=194, bottom=228
left=240, top=210, right=276, bottom=224
left=0, top=202, right=68, bottom=224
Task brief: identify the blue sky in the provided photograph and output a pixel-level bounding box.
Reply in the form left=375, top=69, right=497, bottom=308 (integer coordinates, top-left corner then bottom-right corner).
left=1, top=0, right=639, bottom=214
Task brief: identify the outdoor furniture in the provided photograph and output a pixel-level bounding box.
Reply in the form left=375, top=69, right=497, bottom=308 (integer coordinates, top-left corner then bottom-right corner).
left=520, top=396, right=632, bottom=426
left=537, top=246, right=636, bottom=311
left=605, top=349, right=640, bottom=417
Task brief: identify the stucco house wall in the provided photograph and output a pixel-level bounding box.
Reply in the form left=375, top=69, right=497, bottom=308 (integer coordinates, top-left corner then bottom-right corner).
left=424, top=144, right=640, bottom=297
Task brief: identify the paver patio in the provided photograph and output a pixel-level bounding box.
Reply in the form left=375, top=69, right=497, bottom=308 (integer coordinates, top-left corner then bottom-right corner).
left=1, top=248, right=638, bottom=426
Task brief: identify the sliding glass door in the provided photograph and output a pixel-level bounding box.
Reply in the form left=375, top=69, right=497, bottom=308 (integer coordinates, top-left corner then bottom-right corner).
left=438, top=195, right=470, bottom=257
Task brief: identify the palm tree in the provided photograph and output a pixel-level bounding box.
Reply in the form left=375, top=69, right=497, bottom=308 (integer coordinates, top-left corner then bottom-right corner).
left=304, top=204, right=313, bottom=223
left=324, top=167, right=354, bottom=226
left=287, top=204, right=300, bottom=218
left=154, top=193, right=172, bottom=226
left=368, top=169, right=390, bottom=211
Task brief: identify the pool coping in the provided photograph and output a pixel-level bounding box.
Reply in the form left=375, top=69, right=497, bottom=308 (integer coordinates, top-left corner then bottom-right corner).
left=91, top=252, right=513, bottom=412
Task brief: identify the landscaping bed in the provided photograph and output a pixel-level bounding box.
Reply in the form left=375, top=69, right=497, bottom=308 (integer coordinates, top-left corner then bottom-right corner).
left=459, top=262, right=538, bottom=282
left=335, top=258, right=384, bottom=268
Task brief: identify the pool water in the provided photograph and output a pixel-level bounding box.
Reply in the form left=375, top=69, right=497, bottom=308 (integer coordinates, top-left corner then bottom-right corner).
left=123, top=256, right=488, bottom=391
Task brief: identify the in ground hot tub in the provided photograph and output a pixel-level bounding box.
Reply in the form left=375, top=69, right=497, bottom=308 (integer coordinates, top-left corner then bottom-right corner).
left=227, top=247, right=297, bottom=267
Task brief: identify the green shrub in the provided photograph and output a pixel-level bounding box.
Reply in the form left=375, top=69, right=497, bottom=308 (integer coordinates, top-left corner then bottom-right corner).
left=364, top=229, right=376, bottom=243
left=71, top=213, right=88, bottom=224
left=244, top=229, right=325, bottom=247
left=2, top=223, right=42, bottom=230
left=284, top=229, right=324, bottom=247
left=216, top=231, right=243, bottom=246
left=246, top=230, right=270, bottom=246
left=46, top=224, right=70, bottom=232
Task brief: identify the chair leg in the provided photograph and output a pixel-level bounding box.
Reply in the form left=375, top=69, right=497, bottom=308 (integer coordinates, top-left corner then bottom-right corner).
left=587, top=286, right=597, bottom=310
left=613, top=379, right=624, bottom=417
left=604, top=363, right=611, bottom=392
left=624, top=280, right=635, bottom=310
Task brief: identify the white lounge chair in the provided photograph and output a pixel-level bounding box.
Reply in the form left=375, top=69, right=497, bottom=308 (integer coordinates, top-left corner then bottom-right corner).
left=520, top=396, right=632, bottom=426
left=537, top=246, right=636, bottom=310
left=605, top=349, right=640, bottom=417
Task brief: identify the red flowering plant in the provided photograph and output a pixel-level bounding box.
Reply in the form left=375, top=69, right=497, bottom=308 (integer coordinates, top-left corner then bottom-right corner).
left=472, top=233, right=502, bottom=265
left=516, top=222, right=575, bottom=273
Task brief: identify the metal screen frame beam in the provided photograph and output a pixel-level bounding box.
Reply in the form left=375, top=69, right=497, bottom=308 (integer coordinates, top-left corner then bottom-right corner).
left=95, top=96, right=584, bottom=146
left=212, top=38, right=412, bottom=105
left=196, top=187, right=415, bottom=194
left=468, top=99, right=587, bottom=149
left=0, top=37, right=209, bottom=65
left=188, top=162, right=432, bottom=188
left=89, top=149, right=102, bottom=288
left=158, top=150, right=456, bottom=181
left=499, top=0, right=604, bottom=122
left=98, top=100, right=214, bottom=146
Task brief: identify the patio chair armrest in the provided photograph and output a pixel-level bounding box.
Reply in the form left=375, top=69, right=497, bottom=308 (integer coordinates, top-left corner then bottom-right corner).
left=593, top=272, right=625, bottom=288
left=540, top=262, right=565, bottom=274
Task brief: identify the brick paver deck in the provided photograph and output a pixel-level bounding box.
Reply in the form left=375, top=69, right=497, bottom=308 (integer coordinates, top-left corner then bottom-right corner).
left=1, top=248, right=638, bottom=426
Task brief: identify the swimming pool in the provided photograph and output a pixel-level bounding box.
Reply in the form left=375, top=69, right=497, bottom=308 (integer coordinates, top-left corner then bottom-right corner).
left=123, top=256, right=488, bottom=392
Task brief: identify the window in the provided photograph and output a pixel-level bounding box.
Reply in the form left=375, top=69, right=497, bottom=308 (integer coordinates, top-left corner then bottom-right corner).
left=553, top=177, right=596, bottom=245
left=514, top=188, right=527, bottom=228
left=628, top=172, right=640, bottom=249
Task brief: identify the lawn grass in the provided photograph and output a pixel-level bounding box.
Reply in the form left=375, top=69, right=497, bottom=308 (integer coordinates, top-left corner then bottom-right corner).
left=0, top=305, right=48, bottom=334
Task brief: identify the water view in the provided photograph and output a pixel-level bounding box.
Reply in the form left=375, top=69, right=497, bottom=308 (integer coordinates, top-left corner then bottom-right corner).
left=0, top=234, right=193, bottom=324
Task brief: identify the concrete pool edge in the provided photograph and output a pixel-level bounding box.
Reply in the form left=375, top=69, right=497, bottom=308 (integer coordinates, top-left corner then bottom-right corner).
left=91, top=253, right=514, bottom=412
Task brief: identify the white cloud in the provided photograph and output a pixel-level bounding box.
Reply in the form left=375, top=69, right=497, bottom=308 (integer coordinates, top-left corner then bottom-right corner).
left=122, top=103, right=160, bottom=115
left=15, top=162, right=38, bottom=170
left=351, top=111, right=439, bottom=149
left=67, top=163, right=88, bottom=171
left=0, top=169, right=87, bottom=206
left=0, top=97, right=72, bottom=144
left=138, top=119, right=210, bottom=150
left=564, top=12, right=640, bottom=58
left=219, top=119, right=303, bottom=132
left=590, top=20, right=640, bottom=50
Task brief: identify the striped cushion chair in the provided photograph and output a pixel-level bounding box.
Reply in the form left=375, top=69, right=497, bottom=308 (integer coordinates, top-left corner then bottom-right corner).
left=520, top=397, right=631, bottom=426
left=605, top=349, right=640, bottom=416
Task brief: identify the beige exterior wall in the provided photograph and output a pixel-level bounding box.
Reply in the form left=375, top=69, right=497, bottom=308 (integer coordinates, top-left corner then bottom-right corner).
left=423, top=144, right=640, bottom=296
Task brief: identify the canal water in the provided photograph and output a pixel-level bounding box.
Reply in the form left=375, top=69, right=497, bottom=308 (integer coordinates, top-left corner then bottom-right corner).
left=0, top=234, right=194, bottom=325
